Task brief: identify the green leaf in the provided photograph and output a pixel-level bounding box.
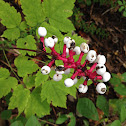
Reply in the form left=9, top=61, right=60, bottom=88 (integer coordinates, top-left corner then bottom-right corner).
left=67, top=112, right=76, bottom=126
left=0, top=68, right=10, bottom=79
left=9, top=85, right=30, bottom=115
left=118, top=1, right=123, bottom=5
left=0, top=0, right=21, bottom=28
left=19, top=21, right=27, bottom=31
left=20, top=0, right=45, bottom=27
left=119, top=6, right=125, bottom=12
left=120, top=104, right=126, bottom=123
left=25, top=116, right=41, bottom=126
left=23, top=75, right=36, bottom=89
left=42, top=0, right=75, bottom=32
left=35, top=70, right=49, bottom=87
left=77, top=98, right=99, bottom=120
left=114, top=84, right=126, bottom=95
left=25, top=87, right=50, bottom=118
left=123, top=11, right=126, bottom=17
left=110, top=120, right=121, bottom=126
left=2, top=28, right=20, bottom=40
left=87, top=79, right=92, bottom=86
left=55, top=60, right=64, bottom=66
left=11, top=121, right=24, bottom=126
left=1, top=110, right=12, bottom=120
left=41, top=80, right=67, bottom=108
left=0, top=77, right=18, bottom=98
left=14, top=55, right=39, bottom=77
left=17, top=35, right=37, bottom=56
left=122, top=72, right=126, bottom=82
left=56, top=114, right=68, bottom=124
left=109, top=73, right=121, bottom=86
left=49, top=70, right=56, bottom=78
left=96, top=95, right=109, bottom=116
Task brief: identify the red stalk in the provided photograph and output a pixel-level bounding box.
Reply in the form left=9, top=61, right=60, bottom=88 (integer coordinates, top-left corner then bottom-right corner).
left=76, top=52, right=84, bottom=65
left=40, top=37, right=46, bottom=51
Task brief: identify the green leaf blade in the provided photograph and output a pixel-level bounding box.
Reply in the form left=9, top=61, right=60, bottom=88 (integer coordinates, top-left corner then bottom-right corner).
left=96, top=95, right=109, bottom=116
left=0, top=77, right=18, bottom=98
left=20, top=0, right=45, bottom=27
left=41, top=80, right=67, bottom=108
left=9, top=85, right=30, bottom=115
left=14, top=55, right=39, bottom=77
left=0, top=0, right=21, bottom=28
left=25, top=116, right=41, bottom=126
left=77, top=98, right=99, bottom=120
left=25, top=87, right=50, bottom=118
left=2, top=28, right=20, bottom=41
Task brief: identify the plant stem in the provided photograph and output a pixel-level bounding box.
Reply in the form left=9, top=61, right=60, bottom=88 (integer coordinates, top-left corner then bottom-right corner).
left=2, top=49, right=21, bottom=83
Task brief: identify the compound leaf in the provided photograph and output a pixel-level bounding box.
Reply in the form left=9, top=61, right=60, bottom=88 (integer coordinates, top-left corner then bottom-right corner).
left=41, top=80, right=67, bottom=108
left=77, top=98, right=99, bottom=120
left=35, top=70, right=49, bottom=87
left=25, top=87, right=50, bottom=118
left=14, top=55, right=39, bottom=77
left=42, top=0, right=75, bottom=32
left=2, top=28, right=20, bottom=41
left=17, top=35, right=37, bottom=56
left=0, top=0, right=21, bottom=28
left=9, top=85, right=30, bottom=115
left=20, top=0, right=45, bottom=27
left=0, top=68, right=18, bottom=98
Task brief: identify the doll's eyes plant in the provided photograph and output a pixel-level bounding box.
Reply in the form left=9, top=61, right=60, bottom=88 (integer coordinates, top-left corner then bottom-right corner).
left=38, top=27, right=111, bottom=94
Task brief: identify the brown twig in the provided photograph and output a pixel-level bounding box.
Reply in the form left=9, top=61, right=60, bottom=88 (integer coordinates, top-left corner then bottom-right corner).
left=38, top=119, right=58, bottom=126
left=0, top=60, right=17, bottom=72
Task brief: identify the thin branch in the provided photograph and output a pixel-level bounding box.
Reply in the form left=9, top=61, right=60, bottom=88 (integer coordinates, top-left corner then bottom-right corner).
left=0, top=60, right=17, bottom=72
left=0, top=45, right=51, bottom=55
left=38, top=119, right=58, bottom=126
left=2, top=49, right=21, bottom=83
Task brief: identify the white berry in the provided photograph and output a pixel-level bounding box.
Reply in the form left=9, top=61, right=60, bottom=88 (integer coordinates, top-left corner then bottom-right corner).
left=64, top=36, right=71, bottom=44
left=53, top=74, right=62, bottom=81
left=52, top=35, right=58, bottom=43
left=41, top=66, right=51, bottom=75
left=55, top=65, right=65, bottom=75
left=96, top=83, right=106, bottom=94
left=86, top=50, right=97, bottom=63
left=64, top=78, right=74, bottom=87
left=73, top=77, right=78, bottom=84
left=80, top=43, right=89, bottom=53
left=96, top=64, right=106, bottom=75
left=96, top=54, right=106, bottom=64
left=73, top=46, right=81, bottom=55
left=45, top=37, right=54, bottom=48
left=38, top=27, right=47, bottom=37
left=102, top=72, right=111, bottom=82
left=66, top=39, right=75, bottom=50
left=78, top=84, right=88, bottom=93
left=64, top=68, right=71, bottom=74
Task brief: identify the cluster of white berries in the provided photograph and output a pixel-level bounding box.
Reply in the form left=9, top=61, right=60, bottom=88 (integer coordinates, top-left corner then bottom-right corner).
left=38, top=27, right=111, bottom=94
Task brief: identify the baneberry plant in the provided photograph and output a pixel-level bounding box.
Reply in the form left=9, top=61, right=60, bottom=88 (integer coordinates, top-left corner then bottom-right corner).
left=0, top=0, right=112, bottom=124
